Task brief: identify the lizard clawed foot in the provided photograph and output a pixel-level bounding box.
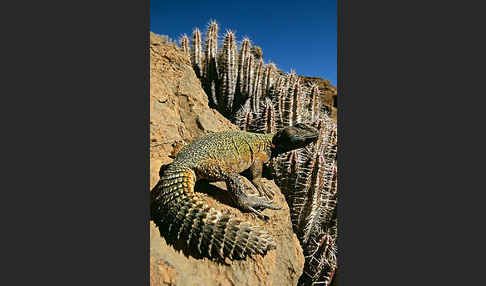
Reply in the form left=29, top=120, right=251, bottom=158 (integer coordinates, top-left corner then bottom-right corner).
left=226, top=174, right=281, bottom=220
left=254, top=181, right=275, bottom=201
left=248, top=206, right=270, bottom=220
left=245, top=193, right=282, bottom=220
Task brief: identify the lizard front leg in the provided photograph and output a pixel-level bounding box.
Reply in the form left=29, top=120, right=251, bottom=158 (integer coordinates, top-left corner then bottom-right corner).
left=225, top=172, right=281, bottom=220
left=249, top=155, right=276, bottom=201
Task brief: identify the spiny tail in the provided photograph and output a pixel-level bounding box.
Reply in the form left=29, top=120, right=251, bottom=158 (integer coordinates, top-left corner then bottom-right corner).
left=150, top=164, right=276, bottom=260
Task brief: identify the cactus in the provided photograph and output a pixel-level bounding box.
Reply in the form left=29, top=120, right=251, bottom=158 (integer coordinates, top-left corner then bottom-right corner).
left=309, top=83, right=321, bottom=121
left=243, top=53, right=255, bottom=104
left=269, top=75, right=286, bottom=130
left=295, top=118, right=338, bottom=286
left=237, top=38, right=252, bottom=97
left=252, top=59, right=265, bottom=113
left=179, top=34, right=190, bottom=56
left=250, top=45, right=263, bottom=60
left=202, top=21, right=219, bottom=108
left=281, top=80, right=302, bottom=127
left=273, top=149, right=300, bottom=199
left=291, top=81, right=304, bottom=125
left=217, top=30, right=237, bottom=115
left=233, top=98, right=253, bottom=131
left=191, top=28, right=203, bottom=78
left=279, top=70, right=303, bottom=127
left=259, top=97, right=277, bottom=134
left=300, top=218, right=337, bottom=286
left=262, top=62, right=276, bottom=95
left=247, top=97, right=277, bottom=134
left=295, top=118, right=337, bottom=234
left=177, top=20, right=338, bottom=286
left=282, top=87, right=294, bottom=127
left=271, top=116, right=337, bottom=286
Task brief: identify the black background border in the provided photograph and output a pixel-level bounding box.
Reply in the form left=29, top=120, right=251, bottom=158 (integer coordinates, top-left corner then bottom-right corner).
left=3, top=0, right=482, bottom=284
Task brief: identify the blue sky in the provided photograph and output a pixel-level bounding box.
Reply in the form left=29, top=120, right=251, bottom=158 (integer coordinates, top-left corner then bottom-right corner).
left=151, top=0, right=337, bottom=87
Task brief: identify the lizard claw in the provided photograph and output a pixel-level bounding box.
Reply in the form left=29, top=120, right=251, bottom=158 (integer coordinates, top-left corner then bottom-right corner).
left=227, top=174, right=281, bottom=220
left=253, top=181, right=275, bottom=201
left=236, top=193, right=281, bottom=220
left=247, top=200, right=281, bottom=220
left=249, top=206, right=270, bottom=220
left=247, top=193, right=281, bottom=213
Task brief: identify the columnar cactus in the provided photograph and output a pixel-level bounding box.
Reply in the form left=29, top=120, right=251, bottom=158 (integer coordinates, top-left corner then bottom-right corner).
left=296, top=118, right=338, bottom=286
left=191, top=28, right=202, bottom=78
left=243, top=54, right=255, bottom=103
left=203, top=21, right=219, bottom=108
left=177, top=20, right=338, bottom=286
left=217, top=30, right=237, bottom=115
left=309, top=84, right=321, bottom=121
left=251, top=59, right=265, bottom=113
left=301, top=219, right=337, bottom=286
left=262, top=62, right=276, bottom=95
left=291, top=82, right=304, bottom=125
left=291, top=150, right=320, bottom=229
left=233, top=98, right=253, bottom=131
left=287, top=69, right=299, bottom=88
left=269, top=116, right=337, bottom=286
left=282, top=79, right=303, bottom=127
left=270, top=75, right=286, bottom=130
left=252, top=97, right=277, bottom=134
left=179, top=34, right=190, bottom=56
left=237, top=38, right=252, bottom=97
left=204, top=21, right=218, bottom=64
left=279, top=71, right=302, bottom=127
left=279, top=150, right=300, bottom=197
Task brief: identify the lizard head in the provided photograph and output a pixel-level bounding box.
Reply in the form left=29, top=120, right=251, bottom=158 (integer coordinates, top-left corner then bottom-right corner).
left=271, top=123, right=319, bottom=156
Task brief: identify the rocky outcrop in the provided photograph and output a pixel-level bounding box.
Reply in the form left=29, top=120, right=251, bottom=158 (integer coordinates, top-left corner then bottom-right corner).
left=150, top=32, right=304, bottom=286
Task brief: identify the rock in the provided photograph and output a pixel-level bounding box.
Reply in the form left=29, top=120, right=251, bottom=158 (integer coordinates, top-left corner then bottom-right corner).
left=150, top=179, right=304, bottom=286
left=149, top=31, right=237, bottom=166
left=150, top=32, right=304, bottom=286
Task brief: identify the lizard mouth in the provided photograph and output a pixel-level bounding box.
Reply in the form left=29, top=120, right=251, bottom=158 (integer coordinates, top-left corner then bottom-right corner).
left=295, top=133, right=318, bottom=140
left=293, top=134, right=318, bottom=148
